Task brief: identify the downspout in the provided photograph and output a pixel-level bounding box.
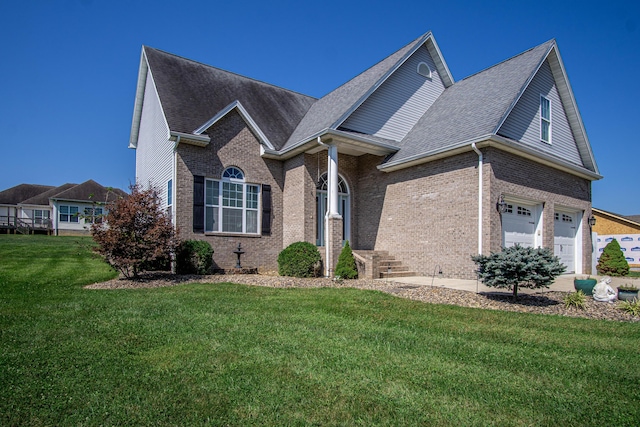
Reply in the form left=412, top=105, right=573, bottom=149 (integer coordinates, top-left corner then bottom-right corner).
left=317, top=136, right=330, bottom=277
left=471, top=143, right=483, bottom=255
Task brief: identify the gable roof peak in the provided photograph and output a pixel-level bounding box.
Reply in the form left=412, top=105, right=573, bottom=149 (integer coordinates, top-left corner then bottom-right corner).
left=459, top=39, right=555, bottom=84
left=282, top=31, right=454, bottom=149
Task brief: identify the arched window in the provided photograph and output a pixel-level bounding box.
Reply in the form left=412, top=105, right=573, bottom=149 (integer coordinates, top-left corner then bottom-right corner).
left=222, top=166, right=244, bottom=180
left=316, top=173, right=350, bottom=246
left=205, top=167, right=260, bottom=234
left=417, top=62, right=431, bottom=78
left=316, top=173, right=348, bottom=194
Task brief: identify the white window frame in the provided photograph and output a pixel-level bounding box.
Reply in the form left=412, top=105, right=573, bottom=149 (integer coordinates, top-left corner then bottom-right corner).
left=204, top=167, right=260, bottom=235
left=84, top=207, right=104, bottom=224
left=540, top=95, right=551, bottom=144
left=34, top=209, right=50, bottom=226
left=59, top=205, right=79, bottom=223
left=417, top=62, right=432, bottom=78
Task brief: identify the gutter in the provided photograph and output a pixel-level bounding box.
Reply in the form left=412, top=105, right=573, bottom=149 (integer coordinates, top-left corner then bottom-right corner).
left=169, top=131, right=210, bottom=147
left=471, top=143, right=483, bottom=255
left=378, top=135, right=602, bottom=181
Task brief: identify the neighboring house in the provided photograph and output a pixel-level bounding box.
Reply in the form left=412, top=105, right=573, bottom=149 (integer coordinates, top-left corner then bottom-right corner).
left=1, top=184, right=55, bottom=233
left=129, top=31, right=601, bottom=278
left=0, top=180, right=127, bottom=236
left=592, top=208, right=640, bottom=268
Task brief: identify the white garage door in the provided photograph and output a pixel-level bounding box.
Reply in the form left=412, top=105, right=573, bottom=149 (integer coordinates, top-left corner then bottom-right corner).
left=502, top=203, right=536, bottom=248
left=554, top=211, right=577, bottom=273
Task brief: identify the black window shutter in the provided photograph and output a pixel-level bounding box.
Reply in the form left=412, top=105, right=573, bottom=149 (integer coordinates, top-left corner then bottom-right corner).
left=193, top=175, right=204, bottom=233
left=261, top=184, right=272, bottom=235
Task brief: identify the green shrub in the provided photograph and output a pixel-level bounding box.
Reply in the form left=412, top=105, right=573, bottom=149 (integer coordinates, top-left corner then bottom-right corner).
left=597, top=239, right=629, bottom=277
left=175, top=240, right=214, bottom=275
left=334, top=240, right=358, bottom=279
left=278, top=241, right=321, bottom=278
left=563, top=291, right=586, bottom=310
left=618, top=298, right=640, bottom=316
left=472, top=245, right=566, bottom=300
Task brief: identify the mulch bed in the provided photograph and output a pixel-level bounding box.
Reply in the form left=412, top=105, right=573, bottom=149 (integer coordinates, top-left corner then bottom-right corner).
left=85, top=272, right=639, bottom=323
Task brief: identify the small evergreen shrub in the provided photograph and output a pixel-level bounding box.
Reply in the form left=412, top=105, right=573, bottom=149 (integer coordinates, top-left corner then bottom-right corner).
left=472, top=245, right=566, bottom=300
left=175, top=240, right=214, bottom=275
left=563, top=291, right=586, bottom=310
left=334, top=240, right=358, bottom=279
left=278, top=241, right=321, bottom=278
left=597, top=239, right=629, bottom=277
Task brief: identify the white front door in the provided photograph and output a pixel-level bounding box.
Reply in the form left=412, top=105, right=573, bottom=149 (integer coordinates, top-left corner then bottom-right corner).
left=554, top=211, right=577, bottom=273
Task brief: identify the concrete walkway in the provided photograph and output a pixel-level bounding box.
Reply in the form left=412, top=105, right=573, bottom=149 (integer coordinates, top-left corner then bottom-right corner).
left=383, top=274, right=640, bottom=295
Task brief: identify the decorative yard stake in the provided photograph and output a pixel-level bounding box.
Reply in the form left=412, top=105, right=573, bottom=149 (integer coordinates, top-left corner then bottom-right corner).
left=234, top=243, right=245, bottom=269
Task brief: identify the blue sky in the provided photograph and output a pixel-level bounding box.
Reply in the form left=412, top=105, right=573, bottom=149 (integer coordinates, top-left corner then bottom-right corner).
left=1, top=0, right=638, bottom=214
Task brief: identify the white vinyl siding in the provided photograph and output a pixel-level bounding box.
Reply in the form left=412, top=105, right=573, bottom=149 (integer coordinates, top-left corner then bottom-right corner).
left=497, top=59, right=582, bottom=165
left=341, top=44, right=446, bottom=142
left=135, top=68, right=173, bottom=204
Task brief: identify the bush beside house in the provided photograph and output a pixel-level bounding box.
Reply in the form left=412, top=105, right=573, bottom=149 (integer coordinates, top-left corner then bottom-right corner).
left=334, top=241, right=358, bottom=279
left=278, top=242, right=322, bottom=278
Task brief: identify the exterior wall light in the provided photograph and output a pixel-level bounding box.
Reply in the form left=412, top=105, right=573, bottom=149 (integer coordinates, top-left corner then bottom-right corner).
left=496, top=194, right=508, bottom=214
left=588, top=215, right=596, bottom=228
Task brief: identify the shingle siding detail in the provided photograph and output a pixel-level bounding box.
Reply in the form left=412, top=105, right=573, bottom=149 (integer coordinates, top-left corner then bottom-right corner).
left=498, top=59, right=583, bottom=166
left=175, top=110, right=283, bottom=272
left=135, top=69, right=172, bottom=204
left=342, top=45, right=446, bottom=142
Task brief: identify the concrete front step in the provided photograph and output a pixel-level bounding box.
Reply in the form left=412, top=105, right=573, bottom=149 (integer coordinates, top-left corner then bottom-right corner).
left=378, top=260, right=403, bottom=267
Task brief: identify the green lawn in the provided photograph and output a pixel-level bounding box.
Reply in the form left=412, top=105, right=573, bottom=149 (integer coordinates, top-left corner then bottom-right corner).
left=1, top=235, right=639, bottom=426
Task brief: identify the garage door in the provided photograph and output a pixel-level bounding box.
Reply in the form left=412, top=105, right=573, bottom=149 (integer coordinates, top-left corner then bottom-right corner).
left=554, top=211, right=577, bottom=273
left=502, top=203, right=536, bottom=248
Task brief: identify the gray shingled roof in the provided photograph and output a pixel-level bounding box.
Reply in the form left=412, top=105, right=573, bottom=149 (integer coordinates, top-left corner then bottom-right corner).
left=51, top=180, right=128, bottom=203
left=20, top=183, right=78, bottom=205
left=625, top=215, right=640, bottom=224
left=385, top=40, right=555, bottom=165
left=283, top=34, right=428, bottom=150
left=144, top=47, right=316, bottom=150
left=0, top=184, right=54, bottom=205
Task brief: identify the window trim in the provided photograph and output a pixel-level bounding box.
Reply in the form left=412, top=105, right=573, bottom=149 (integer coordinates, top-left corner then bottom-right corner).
left=59, top=205, right=79, bottom=223
left=83, top=207, right=104, bottom=224
left=204, top=168, right=260, bottom=235
left=417, top=61, right=432, bottom=78
left=540, top=94, right=551, bottom=144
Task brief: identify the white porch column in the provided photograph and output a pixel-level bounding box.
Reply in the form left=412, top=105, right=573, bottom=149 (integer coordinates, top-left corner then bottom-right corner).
left=324, top=143, right=342, bottom=277
left=328, top=144, right=339, bottom=216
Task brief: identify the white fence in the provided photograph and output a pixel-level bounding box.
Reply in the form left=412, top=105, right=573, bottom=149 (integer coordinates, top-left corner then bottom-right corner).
left=595, top=234, right=640, bottom=266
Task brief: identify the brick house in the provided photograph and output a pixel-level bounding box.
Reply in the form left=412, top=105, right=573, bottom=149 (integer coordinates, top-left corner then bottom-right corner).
left=129, top=32, right=600, bottom=279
